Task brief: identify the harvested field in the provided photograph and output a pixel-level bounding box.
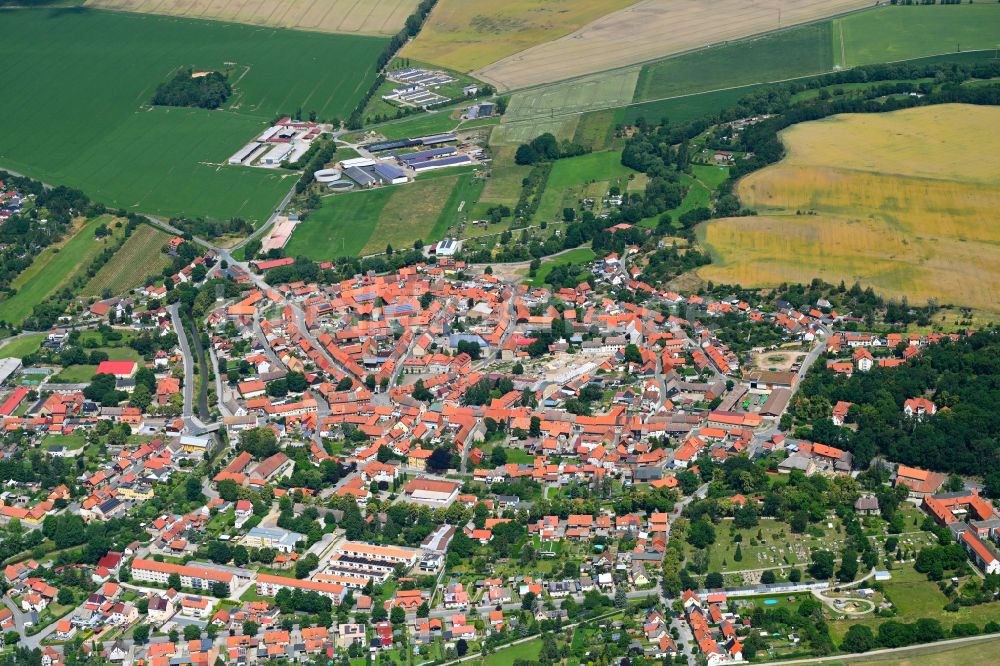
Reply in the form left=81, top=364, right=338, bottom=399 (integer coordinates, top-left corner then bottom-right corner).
left=697, top=104, right=1000, bottom=312
left=83, top=224, right=173, bottom=297
left=85, top=0, right=418, bottom=35
left=474, top=0, right=874, bottom=90
left=400, top=0, right=637, bottom=73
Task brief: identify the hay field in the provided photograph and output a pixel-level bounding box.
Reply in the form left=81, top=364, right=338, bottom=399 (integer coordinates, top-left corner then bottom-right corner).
left=400, top=0, right=637, bottom=73
left=698, top=104, right=1000, bottom=312
left=474, top=0, right=874, bottom=90
left=85, top=0, right=417, bottom=35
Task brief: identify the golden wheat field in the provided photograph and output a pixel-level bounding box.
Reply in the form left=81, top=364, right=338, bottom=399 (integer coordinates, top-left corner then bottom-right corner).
left=85, top=0, right=418, bottom=35
left=474, top=0, right=873, bottom=90
left=698, top=104, right=1000, bottom=312
left=399, top=0, right=637, bottom=74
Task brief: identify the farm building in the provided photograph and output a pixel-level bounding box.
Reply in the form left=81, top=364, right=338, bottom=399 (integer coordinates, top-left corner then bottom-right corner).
left=411, top=155, right=472, bottom=172
left=435, top=239, right=458, bottom=256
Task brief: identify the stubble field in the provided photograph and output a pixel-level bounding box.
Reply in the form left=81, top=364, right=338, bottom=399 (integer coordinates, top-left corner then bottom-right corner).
left=400, top=0, right=637, bottom=74
left=85, top=0, right=418, bottom=35
left=473, top=0, right=874, bottom=90
left=697, top=104, right=1000, bottom=312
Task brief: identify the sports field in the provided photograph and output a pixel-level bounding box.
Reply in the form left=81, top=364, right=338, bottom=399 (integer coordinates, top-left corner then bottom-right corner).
left=698, top=104, right=1000, bottom=312
left=0, top=9, right=384, bottom=222
left=0, top=216, right=121, bottom=325
left=400, top=0, right=637, bottom=74
left=474, top=0, right=873, bottom=90
left=86, top=0, right=417, bottom=35
left=834, top=4, right=1000, bottom=68
left=82, top=224, right=173, bottom=297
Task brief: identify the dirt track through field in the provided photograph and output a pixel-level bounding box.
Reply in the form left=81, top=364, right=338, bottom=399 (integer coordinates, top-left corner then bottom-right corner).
left=84, top=0, right=417, bottom=35
left=474, top=0, right=876, bottom=90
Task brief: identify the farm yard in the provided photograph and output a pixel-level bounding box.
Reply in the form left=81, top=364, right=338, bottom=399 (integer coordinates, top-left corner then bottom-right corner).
left=85, top=0, right=418, bottom=36
left=400, top=0, right=636, bottom=74
left=82, top=224, right=173, bottom=297
left=697, top=104, right=1000, bottom=313
left=473, top=0, right=873, bottom=90
left=0, top=9, right=385, bottom=223
left=0, top=216, right=123, bottom=326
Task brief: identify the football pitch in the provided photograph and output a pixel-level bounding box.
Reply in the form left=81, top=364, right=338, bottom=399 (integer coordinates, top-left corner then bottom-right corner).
left=0, top=8, right=385, bottom=223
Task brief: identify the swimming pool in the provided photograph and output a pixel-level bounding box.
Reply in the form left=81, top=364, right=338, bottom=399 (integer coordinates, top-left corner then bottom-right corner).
left=764, top=599, right=778, bottom=605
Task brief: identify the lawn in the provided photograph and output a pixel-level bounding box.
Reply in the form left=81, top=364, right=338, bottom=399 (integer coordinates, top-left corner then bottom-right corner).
left=43, top=433, right=88, bottom=451
left=634, top=22, right=834, bottom=102
left=0, top=215, right=121, bottom=325
left=835, top=4, right=1000, bottom=68
left=823, top=636, right=1000, bottom=665
left=523, top=248, right=597, bottom=288
left=365, top=110, right=463, bottom=142
left=535, top=151, right=637, bottom=223
left=0, top=334, right=47, bottom=359
left=51, top=347, right=143, bottom=383
left=0, top=8, right=385, bottom=223
left=479, top=638, right=542, bottom=666
left=82, top=224, right=173, bottom=297
left=829, top=565, right=1000, bottom=644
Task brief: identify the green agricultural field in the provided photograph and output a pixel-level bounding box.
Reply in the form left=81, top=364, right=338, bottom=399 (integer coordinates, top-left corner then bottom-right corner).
left=834, top=5, right=1000, bottom=68
left=83, top=224, right=173, bottom=297
left=366, top=111, right=463, bottom=142
left=634, top=22, right=834, bottom=103
left=0, top=216, right=121, bottom=325
left=535, top=151, right=637, bottom=223
left=0, top=334, right=47, bottom=359
left=523, top=248, right=597, bottom=287
left=0, top=9, right=385, bottom=222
